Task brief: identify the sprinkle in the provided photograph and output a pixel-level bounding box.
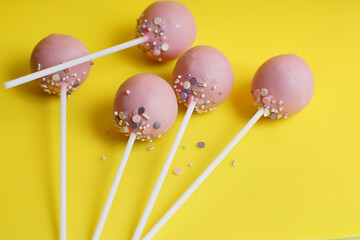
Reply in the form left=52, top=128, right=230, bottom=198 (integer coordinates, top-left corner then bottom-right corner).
left=254, top=89, right=260, bottom=97
left=198, top=82, right=207, bottom=88
left=138, top=107, right=145, bottom=114
left=212, top=85, right=217, bottom=90
left=197, top=142, right=205, bottom=148
left=204, top=100, right=210, bottom=105
left=270, top=113, right=277, bottom=120
left=153, top=49, right=161, bottom=56
left=212, top=100, right=218, bottom=104
left=201, top=94, right=205, bottom=98
left=147, top=145, right=154, bottom=151
left=232, top=160, right=236, bottom=166
left=37, top=63, right=41, bottom=71
left=178, top=75, right=182, bottom=79
left=90, top=62, right=94, bottom=66
left=114, top=111, right=119, bottom=116
left=192, top=88, right=204, bottom=93
left=174, top=168, right=182, bottom=175
left=262, top=97, right=270, bottom=105
left=123, top=126, right=129, bottom=133
left=279, top=100, right=284, bottom=105
left=189, top=163, right=193, bottom=167
left=101, top=156, right=106, bottom=160
left=131, top=122, right=139, bottom=129
left=260, top=88, right=268, bottom=96
left=154, top=17, right=162, bottom=25
left=119, top=112, right=126, bottom=120
left=183, top=81, right=191, bottom=89
left=83, top=71, right=87, bottom=75
left=125, top=90, right=130, bottom=95
left=52, top=74, right=60, bottom=81
left=141, top=113, right=150, bottom=120
left=219, top=90, right=223, bottom=95
left=182, top=145, right=186, bottom=149
left=73, top=83, right=80, bottom=88
left=64, top=68, right=71, bottom=73
left=124, top=121, right=129, bottom=126
left=180, top=92, right=188, bottom=100
left=190, top=77, right=198, bottom=85
left=153, top=121, right=161, bottom=129
left=132, top=115, right=141, bottom=123
left=161, top=43, right=169, bottom=51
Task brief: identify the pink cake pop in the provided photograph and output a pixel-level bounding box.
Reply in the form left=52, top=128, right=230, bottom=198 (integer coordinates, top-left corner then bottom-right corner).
left=5, top=1, right=196, bottom=89
left=92, top=73, right=178, bottom=240
left=113, top=73, right=178, bottom=141
left=136, top=1, right=197, bottom=62
left=140, top=54, right=315, bottom=240
left=30, top=34, right=92, bottom=96
left=172, top=45, right=234, bottom=113
left=131, top=45, right=234, bottom=240
left=251, top=54, right=314, bottom=119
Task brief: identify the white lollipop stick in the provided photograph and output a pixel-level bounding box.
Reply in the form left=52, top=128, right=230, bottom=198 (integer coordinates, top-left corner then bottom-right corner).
left=131, top=101, right=196, bottom=240
left=4, top=37, right=148, bottom=89
left=92, top=132, right=137, bottom=240
left=60, top=89, right=67, bottom=240
left=141, top=107, right=265, bottom=240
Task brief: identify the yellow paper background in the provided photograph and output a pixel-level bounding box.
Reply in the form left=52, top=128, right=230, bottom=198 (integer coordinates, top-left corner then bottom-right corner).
left=0, top=0, right=359, bottom=239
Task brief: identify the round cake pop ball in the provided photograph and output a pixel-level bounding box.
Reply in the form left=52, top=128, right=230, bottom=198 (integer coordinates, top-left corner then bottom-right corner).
left=113, top=73, right=178, bottom=141
left=30, top=34, right=92, bottom=96
left=136, top=1, right=197, bottom=62
left=171, top=45, right=234, bottom=113
left=251, top=54, right=314, bottom=119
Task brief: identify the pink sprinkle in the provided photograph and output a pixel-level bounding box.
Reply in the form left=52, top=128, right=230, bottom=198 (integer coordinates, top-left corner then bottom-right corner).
left=153, top=49, right=161, bottom=56
left=254, top=89, right=260, bottom=97
left=262, top=97, right=270, bottom=104
left=174, top=168, right=182, bottom=175
left=132, top=115, right=141, bottom=123
left=189, top=163, right=193, bottom=167
left=142, top=129, right=150, bottom=134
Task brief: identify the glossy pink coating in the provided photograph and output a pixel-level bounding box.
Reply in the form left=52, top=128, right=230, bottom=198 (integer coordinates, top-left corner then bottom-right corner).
left=30, top=34, right=92, bottom=96
left=172, top=45, right=234, bottom=113
left=251, top=54, right=314, bottom=119
left=113, top=73, right=178, bottom=141
left=136, top=1, right=197, bottom=62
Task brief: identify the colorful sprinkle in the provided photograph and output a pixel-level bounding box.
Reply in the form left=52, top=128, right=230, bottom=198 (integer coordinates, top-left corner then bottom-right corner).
left=270, top=113, right=277, bottom=119
left=147, top=145, right=154, bottom=151
left=138, top=107, right=145, bottom=114
left=132, top=115, right=141, bottom=123
left=174, top=168, right=182, bottom=175
left=197, top=142, right=205, bottom=148
left=190, top=77, right=198, bottom=85
left=101, top=156, right=106, bottom=160
left=183, top=81, right=191, bottom=89
left=153, top=121, right=161, bottom=129
left=131, top=122, right=139, bottom=129
left=52, top=74, right=60, bottom=81
left=182, top=145, right=186, bottom=149
left=180, top=92, right=188, bottom=100
left=260, top=88, right=268, bottom=96
left=189, top=163, right=193, bottom=167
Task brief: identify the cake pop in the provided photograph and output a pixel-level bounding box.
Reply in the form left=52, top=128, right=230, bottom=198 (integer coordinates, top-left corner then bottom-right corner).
left=131, top=45, right=234, bottom=240
left=30, top=34, right=92, bottom=96
left=92, top=73, right=178, bottom=240
left=172, top=45, right=234, bottom=113
left=141, top=54, right=314, bottom=240
left=29, top=34, right=93, bottom=240
left=4, top=1, right=196, bottom=89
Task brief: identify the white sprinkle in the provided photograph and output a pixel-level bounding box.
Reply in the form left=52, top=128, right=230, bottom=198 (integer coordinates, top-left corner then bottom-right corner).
left=161, top=43, right=169, bottom=51
left=232, top=160, right=236, bottom=166
left=101, top=156, right=106, bottom=160
left=175, top=24, right=180, bottom=28
left=52, top=74, right=60, bottom=81
left=125, top=90, right=130, bottom=95
left=83, top=71, right=87, bottom=75
left=260, top=88, right=268, bottom=96
left=154, top=17, right=162, bottom=25
left=189, top=163, right=193, bottom=167
left=37, top=63, right=41, bottom=71
left=147, top=145, right=154, bottom=151
left=183, top=81, right=191, bottom=89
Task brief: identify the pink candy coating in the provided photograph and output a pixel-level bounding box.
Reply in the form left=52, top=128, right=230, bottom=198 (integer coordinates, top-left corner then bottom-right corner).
left=136, top=1, right=197, bottom=62
left=172, top=45, right=234, bottom=113
left=251, top=54, right=314, bottom=118
left=30, top=34, right=92, bottom=96
left=113, top=73, right=178, bottom=141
